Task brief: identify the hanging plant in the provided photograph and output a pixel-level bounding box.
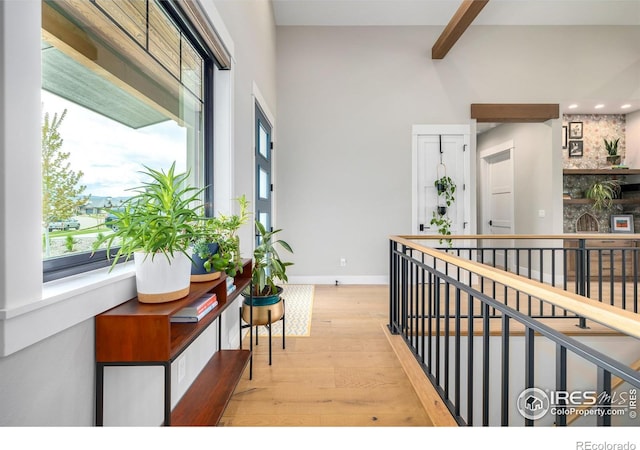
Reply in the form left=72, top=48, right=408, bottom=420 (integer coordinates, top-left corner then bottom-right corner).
left=431, top=174, right=457, bottom=248
left=434, top=176, right=456, bottom=207
left=430, top=211, right=453, bottom=247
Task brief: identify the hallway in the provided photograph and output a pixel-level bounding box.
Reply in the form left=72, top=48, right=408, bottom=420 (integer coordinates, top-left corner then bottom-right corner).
left=220, top=285, right=433, bottom=426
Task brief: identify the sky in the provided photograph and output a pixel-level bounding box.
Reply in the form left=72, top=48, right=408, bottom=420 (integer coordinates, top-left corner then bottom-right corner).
left=41, top=89, right=188, bottom=199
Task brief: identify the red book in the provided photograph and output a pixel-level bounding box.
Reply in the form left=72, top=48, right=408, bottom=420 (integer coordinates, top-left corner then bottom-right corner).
left=173, top=293, right=217, bottom=318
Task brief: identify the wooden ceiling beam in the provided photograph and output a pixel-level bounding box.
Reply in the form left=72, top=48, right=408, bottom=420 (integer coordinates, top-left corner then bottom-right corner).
left=471, top=103, right=560, bottom=123
left=432, top=0, right=489, bottom=60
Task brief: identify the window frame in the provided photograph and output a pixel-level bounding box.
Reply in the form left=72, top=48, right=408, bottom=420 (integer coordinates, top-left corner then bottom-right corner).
left=42, top=0, right=216, bottom=282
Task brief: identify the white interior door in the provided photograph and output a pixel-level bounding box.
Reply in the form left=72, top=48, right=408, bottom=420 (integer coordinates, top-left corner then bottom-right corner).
left=416, top=134, right=467, bottom=235
left=480, top=142, right=514, bottom=268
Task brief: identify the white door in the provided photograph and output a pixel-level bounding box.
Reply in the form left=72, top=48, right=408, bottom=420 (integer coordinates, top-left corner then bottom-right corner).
left=416, top=134, right=467, bottom=235
left=480, top=142, right=514, bottom=268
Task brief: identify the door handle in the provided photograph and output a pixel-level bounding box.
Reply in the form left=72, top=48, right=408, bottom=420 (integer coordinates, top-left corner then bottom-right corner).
left=489, top=220, right=493, bottom=226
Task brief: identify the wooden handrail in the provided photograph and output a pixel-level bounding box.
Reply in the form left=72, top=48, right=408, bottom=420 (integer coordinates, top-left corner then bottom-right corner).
left=390, top=235, right=640, bottom=340
left=395, top=233, right=639, bottom=241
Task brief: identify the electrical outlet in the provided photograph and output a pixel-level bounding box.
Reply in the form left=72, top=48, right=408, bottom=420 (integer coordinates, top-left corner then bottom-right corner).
left=178, top=356, right=186, bottom=383
left=340, top=257, right=347, bottom=267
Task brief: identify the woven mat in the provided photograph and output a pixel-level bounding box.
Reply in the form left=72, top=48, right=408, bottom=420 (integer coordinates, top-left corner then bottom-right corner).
left=255, top=284, right=314, bottom=337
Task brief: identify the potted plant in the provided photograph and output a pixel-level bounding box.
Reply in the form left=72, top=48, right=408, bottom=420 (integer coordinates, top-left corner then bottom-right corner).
left=190, top=194, right=251, bottom=281
left=435, top=175, right=456, bottom=206
left=604, top=138, right=621, bottom=165
left=585, top=179, right=621, bottom=211
left=431, top=175, right=456, bottom=247
left=241, top=220, right=294, bottom=326
left=93, top=162, right=204, bottom=303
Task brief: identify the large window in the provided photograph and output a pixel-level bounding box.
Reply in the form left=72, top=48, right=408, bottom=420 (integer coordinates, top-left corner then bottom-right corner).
left=41, top=0, right=215, bottom=281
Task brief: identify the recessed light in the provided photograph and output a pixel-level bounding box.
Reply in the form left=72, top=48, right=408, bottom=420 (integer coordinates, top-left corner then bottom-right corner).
left=621, top=104, right=631, bottom=109
left=568, top=104, right=578, bottom=109
left=595, top=104, right=605, bottom=109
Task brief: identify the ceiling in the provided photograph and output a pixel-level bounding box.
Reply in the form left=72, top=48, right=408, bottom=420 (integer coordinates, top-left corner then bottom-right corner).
left=272, top=0, right=640, bottom=116
left=272, top=0, right=640, bottom=27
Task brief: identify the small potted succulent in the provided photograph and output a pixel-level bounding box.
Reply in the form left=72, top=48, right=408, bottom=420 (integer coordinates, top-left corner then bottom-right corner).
left=604, top=138, right=621, bottom=165
left=190, top=195, right=250, bottom=281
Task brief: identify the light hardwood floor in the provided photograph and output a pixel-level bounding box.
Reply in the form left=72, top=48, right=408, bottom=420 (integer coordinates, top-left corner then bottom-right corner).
left=219, top=285, right=433, bottom=426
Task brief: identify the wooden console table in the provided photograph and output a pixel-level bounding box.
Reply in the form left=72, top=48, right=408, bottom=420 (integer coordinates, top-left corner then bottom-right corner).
left=95, top=259, right=252, bottom=426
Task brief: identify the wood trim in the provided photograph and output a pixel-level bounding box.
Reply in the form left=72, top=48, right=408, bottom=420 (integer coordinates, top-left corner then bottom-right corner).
left=564, top=169, right=640, bottom=175
left=383, top=325, right=458, bottom=426
left=471, top=103, right=559, bottom=122
left=394, top=234, right=640, bottom=241
left=174, top=0, right=231, bottom=69
left=391, top=236, right=640, bottom=339
left=432, top=0, right=489, bottom=59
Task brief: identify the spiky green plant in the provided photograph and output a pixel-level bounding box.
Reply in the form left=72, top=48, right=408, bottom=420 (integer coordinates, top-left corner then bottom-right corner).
left=585, top=179, right=621, bottom=211
left=604, top=138, right=620, bottom=156
left=92, top=162, right=204, bottom=268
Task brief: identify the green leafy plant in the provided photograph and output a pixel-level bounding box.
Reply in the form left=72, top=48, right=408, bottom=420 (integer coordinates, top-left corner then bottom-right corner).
left=604, top=138, right=620, bottom=156
left=585, top=179, right=621, bottom=211
left=430, top=211, right=453, bottom=247
left=192, top=194, right=251, bottom=276
left=435, top=176, right=456, bottom=207
left=249, top=220, right=294, bottom=297
left=431, top=175, right=456, bottom=247
left=93, top=162, right=204, bottom=268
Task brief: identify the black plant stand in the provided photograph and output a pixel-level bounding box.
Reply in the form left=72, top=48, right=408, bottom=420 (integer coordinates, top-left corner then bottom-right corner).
left=240, top=296, right=286, bottom=375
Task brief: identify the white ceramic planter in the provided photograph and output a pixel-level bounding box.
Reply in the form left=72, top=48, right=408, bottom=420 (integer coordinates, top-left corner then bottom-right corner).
left=134, top=251, right=191, bottom=303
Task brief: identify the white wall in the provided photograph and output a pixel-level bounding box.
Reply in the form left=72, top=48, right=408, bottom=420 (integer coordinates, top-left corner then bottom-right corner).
left=213, top=0, right=278, bottom=259
left=276, top=25, right=639, bottom=283
left=626, top=110, right=640, bottom=169
left=477, top=122, right=564, bottom=235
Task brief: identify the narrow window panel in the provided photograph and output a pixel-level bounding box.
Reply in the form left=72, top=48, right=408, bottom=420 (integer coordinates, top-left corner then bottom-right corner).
left=259, top=124, right=269, bottom=159
left=259, top=167, right=270, bottom=200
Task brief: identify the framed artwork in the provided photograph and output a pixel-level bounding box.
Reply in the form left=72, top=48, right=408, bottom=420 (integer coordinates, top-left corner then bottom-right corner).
left=569, top=121, right=583, bottom=139
left=611, top=214, right=634, bottom=233
left=562, top=125, right=567, bottom=149
left=569, top=140, right=583, bottom=157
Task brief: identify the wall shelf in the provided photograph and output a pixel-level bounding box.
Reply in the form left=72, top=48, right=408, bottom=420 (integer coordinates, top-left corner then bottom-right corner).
left=564, top=198, right=640, bottom=206
left=95, top=259, right=253, bottom=426
left=563, top=169, right=640, bottom=175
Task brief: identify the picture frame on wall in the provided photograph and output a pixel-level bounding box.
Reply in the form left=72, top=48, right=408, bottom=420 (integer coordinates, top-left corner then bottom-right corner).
left=569, top=140, right=583, bottom=157
left=611, top=214, right=634, bottom=233
left=562, top=125, right=567, bottom=149
left=569, top=121, right=583, bottom=139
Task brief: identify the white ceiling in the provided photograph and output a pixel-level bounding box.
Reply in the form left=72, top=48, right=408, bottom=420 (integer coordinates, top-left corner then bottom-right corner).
left=272, top=0, right=640, bottom=115
left=272, top=0, right=640, bottom=27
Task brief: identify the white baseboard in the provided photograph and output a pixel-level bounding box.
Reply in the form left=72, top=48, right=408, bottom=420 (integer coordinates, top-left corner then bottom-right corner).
left=287, top=275, right=388, bottom=285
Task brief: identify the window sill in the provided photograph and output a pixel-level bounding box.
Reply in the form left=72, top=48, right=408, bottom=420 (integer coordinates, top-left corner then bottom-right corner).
left=0, top=262, right=137, bottom=357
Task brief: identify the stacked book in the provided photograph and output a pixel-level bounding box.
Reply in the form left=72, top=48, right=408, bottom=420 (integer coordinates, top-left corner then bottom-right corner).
left=226, top=276, right=236, bottom=296
left=170, top=293, right=218, bottom=323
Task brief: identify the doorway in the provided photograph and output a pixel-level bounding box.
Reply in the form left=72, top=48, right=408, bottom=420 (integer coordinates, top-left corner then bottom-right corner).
left=412, top=125, right=471, bottom=236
